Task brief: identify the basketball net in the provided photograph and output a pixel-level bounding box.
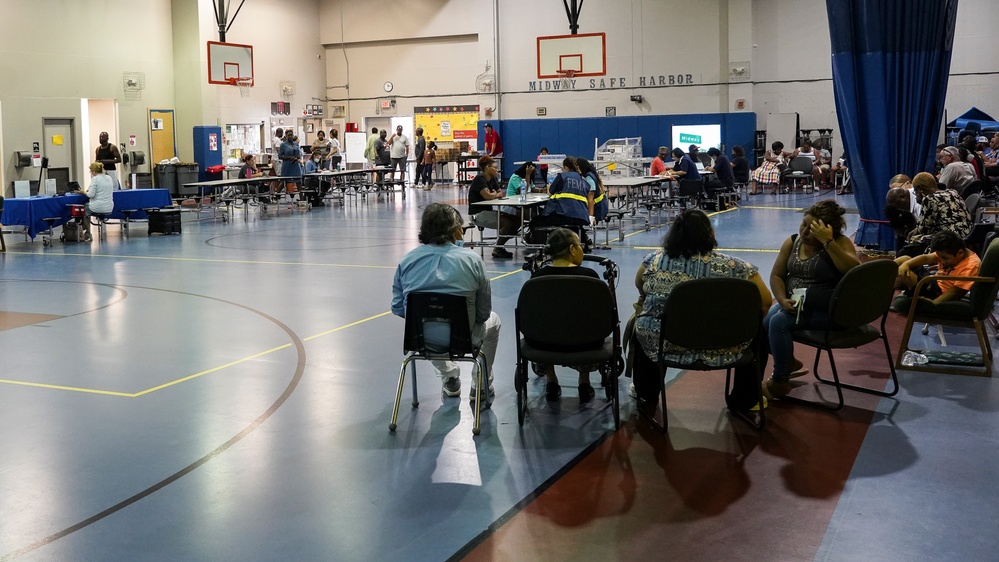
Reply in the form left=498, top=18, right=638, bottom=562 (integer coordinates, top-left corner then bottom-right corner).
left=557, top=70, right=576, bottom=91
left=230, top=77, right=252, bottom=98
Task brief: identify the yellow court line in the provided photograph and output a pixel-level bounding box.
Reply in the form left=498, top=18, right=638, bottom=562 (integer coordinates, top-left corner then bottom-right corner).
left=303, top=311, right=393, bottom=341
left=0, top=379, right=134, bottom=397
left=739, top=205, right=804, bottom=211
left=131, top=343, right=294, bottom=397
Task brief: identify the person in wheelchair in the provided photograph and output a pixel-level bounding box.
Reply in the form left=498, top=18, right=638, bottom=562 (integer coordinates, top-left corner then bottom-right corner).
left=528, top=157, right=594, bottom=248
left=632, top=209, right=772, bottom=411
left=530, top=228, right=601, bottom=402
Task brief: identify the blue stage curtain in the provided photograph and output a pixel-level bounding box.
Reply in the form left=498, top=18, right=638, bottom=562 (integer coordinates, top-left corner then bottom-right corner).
left=826, top=0, right=958, bottom=249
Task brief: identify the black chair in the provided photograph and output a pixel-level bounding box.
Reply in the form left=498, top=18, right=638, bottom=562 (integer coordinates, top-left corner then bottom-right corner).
left=514, top=267, right=624, bottom=428
left=895, top=238, right=999, bottom=377
left=961, top=179, right=984, bottom=200
left=785, top=260, right=900, bottom=411
left=389, top=292, right=489, bottom=435
left=783, top=156, right=815, bottom=191
left=677, top=179, right=705, bottom=208
left=646, top=277, right=765, bottom=432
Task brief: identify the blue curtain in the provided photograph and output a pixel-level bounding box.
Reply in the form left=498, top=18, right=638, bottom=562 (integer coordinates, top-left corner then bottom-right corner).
left=826, top=0, right=958, bottom=249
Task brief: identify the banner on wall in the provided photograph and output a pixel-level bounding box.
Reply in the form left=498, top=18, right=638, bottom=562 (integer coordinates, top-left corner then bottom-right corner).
left=415, top=106, right=479, bottom=142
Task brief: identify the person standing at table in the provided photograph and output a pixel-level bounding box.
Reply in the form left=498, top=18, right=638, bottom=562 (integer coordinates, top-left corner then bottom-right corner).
left=483, top=123, right=502, bottom=156
left=364, top=126, right=380, bottom=168
left=279, top=130, right=303, bottom=195
left=312, top=130, right=332, bottom=170
left=421, top=141, right=437, bottom=189
left=271, top=128, right=285, bottom=156
left=95, top=132, right=122, bottom=190
left=77, top=162, right=114, bottom=242
left=388, top=125, right=410, bottom=184
left=413, top=127, right=427, bottom=187
left=329, top=129, right=342, bottom=170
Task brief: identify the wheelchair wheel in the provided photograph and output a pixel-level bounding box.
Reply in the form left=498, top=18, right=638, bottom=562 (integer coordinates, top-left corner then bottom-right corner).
left=516, top=364, right=527, bottom=426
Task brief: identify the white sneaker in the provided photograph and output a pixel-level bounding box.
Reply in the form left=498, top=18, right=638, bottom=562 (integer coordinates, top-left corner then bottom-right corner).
left=442, top=377, right=461, bottom=397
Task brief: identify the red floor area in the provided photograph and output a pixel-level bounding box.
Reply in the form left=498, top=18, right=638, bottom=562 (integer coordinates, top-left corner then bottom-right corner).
left=462, top=317, right=904, bottom=561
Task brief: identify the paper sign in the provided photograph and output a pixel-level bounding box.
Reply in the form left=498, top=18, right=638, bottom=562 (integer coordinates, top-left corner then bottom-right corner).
left=129, top=135, right=136, bottom=146
left=209, top=133, right=218, bottom=151
left=52, top=135, right=64, bottom=146
left=44, top=178, right=57, bottom=195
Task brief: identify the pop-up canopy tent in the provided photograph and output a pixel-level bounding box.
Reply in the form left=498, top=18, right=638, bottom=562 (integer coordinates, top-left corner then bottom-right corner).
left=947, top=107, right=999, bottom=135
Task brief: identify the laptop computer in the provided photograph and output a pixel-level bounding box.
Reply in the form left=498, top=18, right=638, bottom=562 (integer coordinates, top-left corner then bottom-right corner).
left=63, top=181, right=80, bottom=195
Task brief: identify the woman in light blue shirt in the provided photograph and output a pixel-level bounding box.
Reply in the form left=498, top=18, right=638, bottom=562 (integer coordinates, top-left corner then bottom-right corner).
left=81, top=162, right=114, bottom=241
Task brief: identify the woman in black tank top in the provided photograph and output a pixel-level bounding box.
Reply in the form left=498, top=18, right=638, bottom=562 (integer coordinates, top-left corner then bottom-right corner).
left=762, top=200, right=860, bottom=400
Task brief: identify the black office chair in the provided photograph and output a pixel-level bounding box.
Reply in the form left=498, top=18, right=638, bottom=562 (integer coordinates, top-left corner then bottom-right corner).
left=645, top=277, right=765, bottom=432
left=784, top=260, right=900, bottom=411
left=895, top=239, right=999, bottom=377
left=514, top=262, right=624, bottom=428
left=389, top=292, right=489, bottom=435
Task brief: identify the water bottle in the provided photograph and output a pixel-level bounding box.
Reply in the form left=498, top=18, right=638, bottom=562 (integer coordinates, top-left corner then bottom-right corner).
left=900, top=350, right=929, bottom=367
left=519, top=182, right=527, bottom=203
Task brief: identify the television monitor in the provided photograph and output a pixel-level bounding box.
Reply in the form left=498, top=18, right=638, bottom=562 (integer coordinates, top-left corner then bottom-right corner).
left=671, top=124, right=722, bottom=152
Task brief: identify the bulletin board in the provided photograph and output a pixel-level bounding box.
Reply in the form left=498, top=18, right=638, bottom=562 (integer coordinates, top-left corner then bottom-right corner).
left=415, top=106, right=479, bottom=143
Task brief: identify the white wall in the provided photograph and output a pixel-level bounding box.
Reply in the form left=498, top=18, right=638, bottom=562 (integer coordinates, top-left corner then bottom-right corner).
left=2, top=0, right=996, bottom=194
left=318, top=0, right=999, bottom=158
left=0, top=0, right=176, bottom=193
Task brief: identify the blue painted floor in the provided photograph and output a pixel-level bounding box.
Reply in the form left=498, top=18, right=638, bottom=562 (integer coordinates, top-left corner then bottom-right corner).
left=1, top=185, right=996, bottom=561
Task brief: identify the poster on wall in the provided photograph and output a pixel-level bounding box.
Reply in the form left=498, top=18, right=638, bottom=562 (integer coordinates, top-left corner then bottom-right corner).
left=415, top=105, right=479, bottom=143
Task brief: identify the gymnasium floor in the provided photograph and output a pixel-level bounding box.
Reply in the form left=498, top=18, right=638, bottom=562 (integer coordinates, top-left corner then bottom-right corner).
left=0, top=184, right=997, bottom=561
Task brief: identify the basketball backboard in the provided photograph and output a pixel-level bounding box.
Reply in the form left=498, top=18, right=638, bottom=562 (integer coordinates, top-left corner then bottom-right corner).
left=537, top=32, right=606, bottom=79
left=207, top=41, right=254, bottom=85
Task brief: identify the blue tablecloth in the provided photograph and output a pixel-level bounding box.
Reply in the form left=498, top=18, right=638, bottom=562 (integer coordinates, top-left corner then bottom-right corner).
left=0, top=189, right=173, bottom=239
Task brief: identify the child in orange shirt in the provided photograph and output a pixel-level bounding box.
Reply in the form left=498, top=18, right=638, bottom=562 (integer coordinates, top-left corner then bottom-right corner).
left=895, top=230, right=981, bottom=305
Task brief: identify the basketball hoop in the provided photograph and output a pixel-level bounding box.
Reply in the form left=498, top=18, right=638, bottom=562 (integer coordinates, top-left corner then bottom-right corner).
left=229, top=77, right=253, bottom=98
left=557, top=70, right=576, bottom=91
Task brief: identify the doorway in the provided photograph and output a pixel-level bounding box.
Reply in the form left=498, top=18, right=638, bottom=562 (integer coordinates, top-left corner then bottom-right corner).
left=43, top=118, right=75, bottom=194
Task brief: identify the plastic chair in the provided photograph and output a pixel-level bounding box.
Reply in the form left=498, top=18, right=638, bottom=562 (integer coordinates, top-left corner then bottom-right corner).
left=646, top=277, right=764, bottom=432
left=514, top=267, right=624, bottom=428
left=786, top=260, right=900, bottom=411
left=784, top=156, right=815, bottom=191
left=895, top=239, right=999, bottom=377
left=389, top=292, right=489, bottom=435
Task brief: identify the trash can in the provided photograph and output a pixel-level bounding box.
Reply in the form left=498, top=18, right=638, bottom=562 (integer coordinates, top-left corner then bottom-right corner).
left=155, top=163, right=177, bottom=194
left=130, top=172, right=153, bottom=189
left=176, top=164, right=200, bottom=196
